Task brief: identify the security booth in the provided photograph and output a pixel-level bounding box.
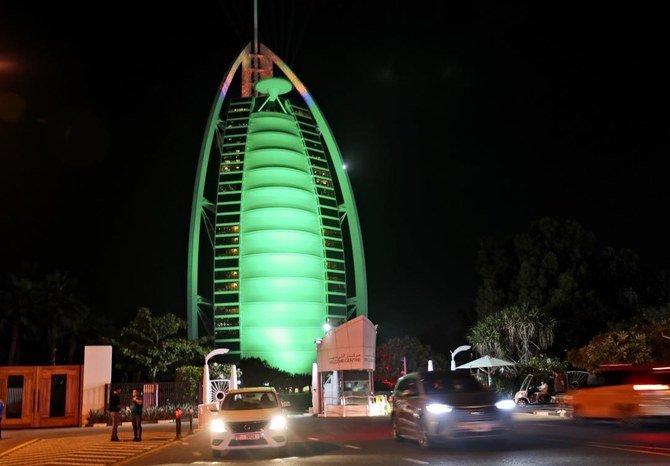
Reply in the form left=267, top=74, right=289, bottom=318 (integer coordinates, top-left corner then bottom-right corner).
left=314, top=315, right=385, bottom=416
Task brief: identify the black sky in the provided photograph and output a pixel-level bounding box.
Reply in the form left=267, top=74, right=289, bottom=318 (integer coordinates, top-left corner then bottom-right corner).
left=1, top=1, right=669, bottom=350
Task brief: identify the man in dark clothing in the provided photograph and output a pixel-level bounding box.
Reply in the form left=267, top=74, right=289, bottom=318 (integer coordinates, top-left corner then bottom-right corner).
left=108, top=386, right=122, bottom=441
left=131, top=388, right=143, bottom=441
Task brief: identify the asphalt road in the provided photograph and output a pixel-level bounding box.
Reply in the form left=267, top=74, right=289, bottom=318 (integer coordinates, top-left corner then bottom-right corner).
left=120, top=413, right=670, bottom=466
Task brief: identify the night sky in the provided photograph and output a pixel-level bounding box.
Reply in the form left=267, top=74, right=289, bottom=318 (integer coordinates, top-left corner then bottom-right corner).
left=2, top=2, right=669, bottom=351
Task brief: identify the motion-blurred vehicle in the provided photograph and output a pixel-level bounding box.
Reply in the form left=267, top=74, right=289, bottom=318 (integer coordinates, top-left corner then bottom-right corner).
left=391, top=370, right=514, bottom=448
left=566, top=365, right=670, bottom=424
left=209, top=387, right=289, bottom=458
left=514, top=371, right=588, bottom=406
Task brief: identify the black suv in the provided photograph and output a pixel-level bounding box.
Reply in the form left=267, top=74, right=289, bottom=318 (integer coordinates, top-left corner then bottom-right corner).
left=391, top=371, right=513, bottom=447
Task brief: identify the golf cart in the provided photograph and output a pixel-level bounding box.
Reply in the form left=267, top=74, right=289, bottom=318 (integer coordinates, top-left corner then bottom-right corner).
left=514, top=371, right=588, bottom=406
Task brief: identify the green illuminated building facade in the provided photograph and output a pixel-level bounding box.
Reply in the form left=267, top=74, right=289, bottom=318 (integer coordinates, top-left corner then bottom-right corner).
left=188, top=44, right=367, bottom=374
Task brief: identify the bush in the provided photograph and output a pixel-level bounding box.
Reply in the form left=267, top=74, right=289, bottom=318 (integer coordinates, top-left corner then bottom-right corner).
left=86, top=409, right=110, bottom=425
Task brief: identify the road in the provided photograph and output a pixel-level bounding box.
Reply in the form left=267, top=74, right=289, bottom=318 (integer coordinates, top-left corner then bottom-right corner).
left=129, top=412, right=670, bottom=466
left=2, top=413, right=670, bottom=465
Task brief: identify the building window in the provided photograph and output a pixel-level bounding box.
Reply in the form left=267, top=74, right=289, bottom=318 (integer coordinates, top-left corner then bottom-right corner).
left=220, top=164, right=243, bottom=173
left=214, top=258, right=239, bottom=269
left=319, top=197, right=337, bottom=207
left=322, top=217, right=340, bottom=228
left=315, top=178, right=333, bottom=188
left=215, top=305, right=239, bottom=315
left=327, top=271, right=345, bottom=282
left=219, top=183, right=242, bottom=193
left=328, top=282, right=346, bottom=293
left=216, top=225, right=240, bottom=235
left=323, top=228, right=341, bottom=238
left=217, top=213, right=241, bottom=223
left=328, top=294, right=347, bottom=305
left=215, top=248, right=239, bottom=258
left=326, top=249, right=344, bottom=260
left=324, top=239, right=343, bottom=249
left=326, top=261, right=345, bottom=271
left=214, top=293, right=239, bottom=304
left=215, top=270, right=239, bottom=280
left=215, top=281, right=239, bottom=292
left=215, top=318, right=239, bottom=328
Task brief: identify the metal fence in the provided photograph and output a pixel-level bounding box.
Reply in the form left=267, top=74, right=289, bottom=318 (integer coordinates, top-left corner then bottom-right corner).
left=104, top=382, right=202, bottom=410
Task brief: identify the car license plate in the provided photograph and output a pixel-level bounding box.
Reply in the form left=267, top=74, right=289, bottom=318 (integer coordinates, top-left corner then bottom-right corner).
left=235, top=433, right=261, bottom=441
left=461, top=422, right=493, bottom=432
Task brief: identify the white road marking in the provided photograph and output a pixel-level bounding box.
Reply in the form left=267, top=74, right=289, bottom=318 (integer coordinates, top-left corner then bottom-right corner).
left=192, top=450, right=203, bottom=456
left=344, top=444, right=361, bottom=449
left=403, top=458, right=429, bottom=464
left=307, top=437, right=319, bottom=441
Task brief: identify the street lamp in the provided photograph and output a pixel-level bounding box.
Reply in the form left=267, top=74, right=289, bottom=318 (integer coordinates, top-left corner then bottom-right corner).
left=450, top=345, right=471, bottom=371
left=203, top=348, right=230, bottom=403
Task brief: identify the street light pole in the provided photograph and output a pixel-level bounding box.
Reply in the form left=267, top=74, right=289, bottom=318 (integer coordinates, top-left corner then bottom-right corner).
left=450, top=345, right=471, bottom=371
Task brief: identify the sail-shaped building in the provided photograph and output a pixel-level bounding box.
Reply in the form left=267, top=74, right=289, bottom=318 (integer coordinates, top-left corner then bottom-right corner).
left=187, top=39, right=367, bottom=374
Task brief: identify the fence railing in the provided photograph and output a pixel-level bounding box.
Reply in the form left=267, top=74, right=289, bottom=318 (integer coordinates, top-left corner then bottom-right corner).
left=104, top=382, right=202, bottom=410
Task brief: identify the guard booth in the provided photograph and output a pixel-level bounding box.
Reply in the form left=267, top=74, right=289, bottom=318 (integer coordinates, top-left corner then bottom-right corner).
left=314, top=315, right=385, bottom=416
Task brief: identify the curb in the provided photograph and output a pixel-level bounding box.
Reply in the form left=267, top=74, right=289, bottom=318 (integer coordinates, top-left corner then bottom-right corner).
left=532, top=409, right=569, bottom=417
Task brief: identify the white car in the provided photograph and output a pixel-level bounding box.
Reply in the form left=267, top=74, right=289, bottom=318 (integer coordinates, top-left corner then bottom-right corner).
left=210, top=387, right=289, bottom=457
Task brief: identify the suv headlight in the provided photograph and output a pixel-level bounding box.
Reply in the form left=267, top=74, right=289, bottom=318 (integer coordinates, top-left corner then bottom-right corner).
left=495, top=400, right=516, bottom=410
left=268, top=415, right=287, bottom=430
left=210, top=419, right=226, bottom=433
left=426, top=403, right=453, bottom=414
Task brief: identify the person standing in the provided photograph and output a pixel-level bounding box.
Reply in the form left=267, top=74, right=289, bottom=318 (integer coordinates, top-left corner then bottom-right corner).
left=130, top=388, right=143, bottom=442
left=108, top=386, right=122, bottom=441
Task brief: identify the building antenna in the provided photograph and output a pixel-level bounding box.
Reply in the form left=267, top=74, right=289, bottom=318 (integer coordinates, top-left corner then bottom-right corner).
left=253, top=0, right=259, bottom=54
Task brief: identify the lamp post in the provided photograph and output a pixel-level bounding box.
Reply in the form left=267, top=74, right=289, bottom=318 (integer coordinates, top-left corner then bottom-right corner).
left=203, top=348, right=229, bottom=403
left=450, top=345, right=471, bottom=371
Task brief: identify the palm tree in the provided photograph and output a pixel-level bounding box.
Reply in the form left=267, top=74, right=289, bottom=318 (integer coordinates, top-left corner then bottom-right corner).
left=39, top=271, right=90, bottom=365
left=468, top=303, right=556, bottom=365
left=1, top=268, right=41, bottom=365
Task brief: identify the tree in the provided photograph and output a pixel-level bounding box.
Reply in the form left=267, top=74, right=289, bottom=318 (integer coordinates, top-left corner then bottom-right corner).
left=0, top=270, right=40, bottom=365
left=567, top=330, right=652, bottom=371
left=113, top=307, right=209, bottom=382
left=375, top=336, right=448, bottom=389
left=39, top=271, right=90, bottom=365
left=237, top=358, right=309, bottom=392
left=474, top=217, right=668, bottom=350
left=467, top=304, right=555, bottom=365
left=568, top=318, right=670, bottom=370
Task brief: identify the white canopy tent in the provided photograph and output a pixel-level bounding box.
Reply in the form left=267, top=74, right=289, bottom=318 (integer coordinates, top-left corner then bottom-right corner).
left=456, top=355, right=515, bottom=387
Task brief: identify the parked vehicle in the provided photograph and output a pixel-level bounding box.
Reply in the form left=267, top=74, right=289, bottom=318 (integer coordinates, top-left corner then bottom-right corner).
left=391, top=370, right=513, bottom=448
left=565, top=365, right=670, bottom=424
left=514, top=371, right=588, bottom=407
left=209, top=387, right=290, bottom=457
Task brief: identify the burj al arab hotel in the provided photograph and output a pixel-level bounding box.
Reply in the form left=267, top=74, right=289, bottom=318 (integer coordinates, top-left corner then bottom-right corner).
left=187, top=13, right=367, bottom=374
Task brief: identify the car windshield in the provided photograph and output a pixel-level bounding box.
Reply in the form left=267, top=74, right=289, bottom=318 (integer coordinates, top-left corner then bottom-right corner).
left=221, top=392, right=277, bottom=410
left=422, top=374, right=484, bottom=394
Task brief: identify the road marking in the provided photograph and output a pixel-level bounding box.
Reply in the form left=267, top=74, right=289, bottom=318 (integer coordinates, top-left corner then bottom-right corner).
left=307, top=437, right=319, bottom=441
left=586, top=442, right=670, bottom=457
left=192, top=450, right=203, bottom=456
left=344, top=444, right=361, bottom=449
left=403, top=458, right=429, bottom=464
left=0, top=438, right=41, bottom=458
left=589, top=441, right=670, bottom=452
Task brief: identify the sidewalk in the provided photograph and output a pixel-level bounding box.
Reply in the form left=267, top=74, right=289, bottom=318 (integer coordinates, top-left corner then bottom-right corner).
left=0, top=420, right=198, bottom=459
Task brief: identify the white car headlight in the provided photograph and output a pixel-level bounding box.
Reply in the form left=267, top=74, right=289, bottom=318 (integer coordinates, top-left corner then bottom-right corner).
left=426, top=403, right=453, bottom=414
left=268, top=415, right=287, bottom=430
left=210, top=418, right=226, bottom=433
left=495, top=399, right=516, bottom=410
